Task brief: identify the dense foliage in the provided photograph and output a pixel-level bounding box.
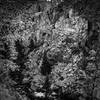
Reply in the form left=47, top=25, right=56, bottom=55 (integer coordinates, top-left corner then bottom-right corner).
left=0, top=0, right=100, bottom=100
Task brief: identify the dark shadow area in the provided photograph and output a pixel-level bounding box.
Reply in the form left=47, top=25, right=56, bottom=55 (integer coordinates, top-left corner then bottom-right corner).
left=59, top=93, right=80, bottom=100
left=41, top=51, right=52, bottom=76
